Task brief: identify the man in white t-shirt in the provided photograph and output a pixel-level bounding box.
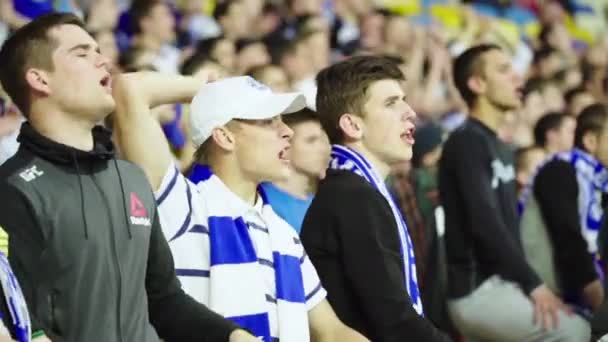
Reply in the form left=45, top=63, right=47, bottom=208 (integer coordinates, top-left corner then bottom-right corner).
left=113, top=72, right=367, bottom=342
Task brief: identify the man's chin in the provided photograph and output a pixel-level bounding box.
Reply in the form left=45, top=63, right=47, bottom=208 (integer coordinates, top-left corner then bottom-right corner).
left=263, top=166, right=292, bottom=183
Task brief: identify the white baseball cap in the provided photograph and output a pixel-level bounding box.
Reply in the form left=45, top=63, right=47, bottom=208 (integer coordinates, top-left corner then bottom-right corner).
left=189, top=76, right=307, bottom=148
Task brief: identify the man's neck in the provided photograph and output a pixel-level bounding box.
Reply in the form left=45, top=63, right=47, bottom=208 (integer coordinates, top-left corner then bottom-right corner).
left=210, top=159, right=258, bottom=206
left=470, top=98, right=506, bottom=134
left=30, top=107, right=95, bottom=151
left=273, top=171, right=315, bottom=199
left=344, top=142, right=391, bottom=180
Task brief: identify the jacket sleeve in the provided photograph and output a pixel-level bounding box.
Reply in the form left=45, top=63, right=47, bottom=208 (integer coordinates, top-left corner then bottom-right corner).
left=533, top=160, right=598, bottom=293
left=0, top=183, right=47, bottom=338
left=145, top=207, right=241, bottom=342
left=444, top=134, right=541, bottom=294
left=322, top=185, right=450, bottom=342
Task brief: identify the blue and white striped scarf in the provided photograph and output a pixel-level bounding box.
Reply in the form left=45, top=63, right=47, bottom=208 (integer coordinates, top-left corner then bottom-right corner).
left=519, top=148, right=608, bottom=277
left=329, top=145, right=424, bottom=315
left=0, top=252, right=30, bottom=342
left=184, top=165, right=310, bottom=342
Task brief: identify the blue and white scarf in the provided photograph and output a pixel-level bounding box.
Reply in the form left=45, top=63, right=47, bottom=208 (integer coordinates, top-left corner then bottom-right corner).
left=182, top=165, right=310, bottom=342
left=329, top=145, right=424, bottom=315
left=519, top=148, right=608, bottom=278
left=0, top=252, right=30, bottom=342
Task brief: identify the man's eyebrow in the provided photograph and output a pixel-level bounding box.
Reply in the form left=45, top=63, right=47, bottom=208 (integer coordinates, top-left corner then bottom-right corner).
left=68, top=44, right=100, bottom=53
left=384, top=95, right=401, bottom=104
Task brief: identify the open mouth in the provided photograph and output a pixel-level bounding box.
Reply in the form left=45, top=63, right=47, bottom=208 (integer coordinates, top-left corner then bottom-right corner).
left=100, top=74, right=112, bottom=91
left=401, top=126, right=415, bottom=145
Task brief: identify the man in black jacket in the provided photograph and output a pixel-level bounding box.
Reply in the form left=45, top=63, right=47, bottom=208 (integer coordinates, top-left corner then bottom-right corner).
left=300, top=55, right=451, bottom=341
left=0, top=13, right=255, bottom=342
left=439, top=44, right=589, bottom=341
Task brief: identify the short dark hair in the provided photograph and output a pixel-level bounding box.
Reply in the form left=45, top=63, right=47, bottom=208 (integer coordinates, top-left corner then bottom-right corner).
left=196, top=36, right=226, bottom=57
left=533, top=112, right=568, bottom=147
left=0, top=13, right=84, bottom=117
left=533, top=46, right=557, bottom=65
left=283, top=108, right=319, bottom=127
left=564, top=86, right=588, bottom=106
left=118, top=46, right=157, bottom=72
left=575, top=103, right=608, bottom=150
left=316, top=55, right=404, bottom=144
left=213, top=1, right=237, bottom=20
left=181, top=51, right=215, bottom=75
left=523, top=77, right=544, bottom=98
left=235, top=38, right=263, bottom=53
left=129, top=0, right=163, bottom=34
left=269, top=35, right=307, bottom=64
left=453, top=44, right=501, bottom=108
left=247, top=64, right=274, bottom=80
left=538, top=23, right=556, bottom=47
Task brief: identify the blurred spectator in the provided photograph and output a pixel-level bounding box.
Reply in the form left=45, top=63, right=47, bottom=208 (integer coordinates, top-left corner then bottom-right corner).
left=195, top=36, right=236, bottom=73
left=383, top=14, right=414, bottom=57
left=359, top=9, right=388, bottom=52
left=300, top=29, right=331, bottom=73
left=565, top=85, right=595, bottom=116
left=248, top=64, right=290, bottom=93
left=532, top=46, right=565, bottom=79
left=129, top=0, right=180, bottom=73
left=175, top=0, right=220, bottom=45
left=182, top=49, right=230, bottom=80
left=533, top=111, right=576, bottom=154
left=407, top=123, right=452, bottom=332
left=515, top=145, right=546, bottom=196
left=260, top=108, right=330, bottom=233
left=553, top=67, right=582, bottom=92
left=118, top=45, right=158, bottom=72
left=213, top=1, right=249, bottom=41
left=0, top=87, right=22, bottom=166
left=84, top=0, right=118, bottom=33
left=440, top=44, right=589, bottom=341
left=276, top=35, right=316, bottom=92
left=520, top=103, right=608, bottom=324
left=538, top=22, right=577, bottom=66
left=235, top=38, right=270, bottom=75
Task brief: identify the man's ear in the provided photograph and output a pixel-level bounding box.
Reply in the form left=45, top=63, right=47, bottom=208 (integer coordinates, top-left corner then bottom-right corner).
left=582, top=131, right=598, bottom=155
left=25, top=68, right=51, bottom=96
left=338, top=113, right=363, bottom=140
left=211, top=126, right=236, bottom=152
left=467, top=76, right=485, bottom=96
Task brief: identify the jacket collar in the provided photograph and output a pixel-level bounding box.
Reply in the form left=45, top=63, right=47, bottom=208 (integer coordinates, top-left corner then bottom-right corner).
left=17, top=121, right=115, bottom=165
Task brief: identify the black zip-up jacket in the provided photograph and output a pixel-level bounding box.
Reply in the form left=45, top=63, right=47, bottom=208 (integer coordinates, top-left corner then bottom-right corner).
left=301, top=169, right=451, bottom=342
left=0, top=123, right=239, bottom=342
left=438, top=119, right=541, bottom=299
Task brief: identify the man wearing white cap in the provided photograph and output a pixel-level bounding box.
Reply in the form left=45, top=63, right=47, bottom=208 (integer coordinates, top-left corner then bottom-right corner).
left=113, top=72, right=367, bottom=342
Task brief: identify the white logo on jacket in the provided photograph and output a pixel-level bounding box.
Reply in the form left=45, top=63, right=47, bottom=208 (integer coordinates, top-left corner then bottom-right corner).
left=491, top=159, right=515, bottom=189
left=19, top=166, right=43, bottom=182
left=130, top=216, right=151, bottom=227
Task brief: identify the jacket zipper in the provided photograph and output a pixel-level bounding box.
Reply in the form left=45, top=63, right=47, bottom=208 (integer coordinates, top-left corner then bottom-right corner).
left=93, top=175, right=124, bottom=342
left=109, top=205, right=124, bottom=342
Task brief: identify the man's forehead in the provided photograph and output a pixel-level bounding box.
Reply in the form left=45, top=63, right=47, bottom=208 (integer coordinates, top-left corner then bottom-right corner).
left=49, top=24, right=97, bottom=48
left=483, top=49, right=508, bottom=66
left=368, top=79, right=404, bottom=97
